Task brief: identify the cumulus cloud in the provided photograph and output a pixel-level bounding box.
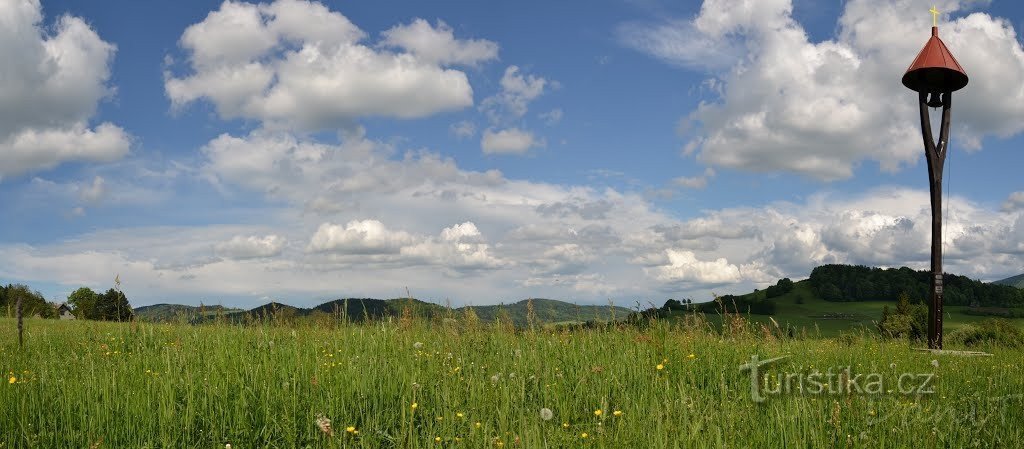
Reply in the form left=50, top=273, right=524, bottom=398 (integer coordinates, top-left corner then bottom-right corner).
left=401, top=222, right=506, bottom=272
left=649, top=249, right=755, bottom=286
left=480, top=66, right=549, bottom=124
left=381, top=18, right=498, bottom=66
left=623, top=0, right=1024, bottom=180
left=481, top=128, right=541, bottom=154
left=165, top=0, right=496, bottom=130
left=1003, top=191, right=1024, bottom=212
left=471, top=65, right=554, bottom=156
left=215, top=235, right=285, bottom=259
left=0, top=1, right=130, bottom=179
left=307, top=220, right=415, bottom=254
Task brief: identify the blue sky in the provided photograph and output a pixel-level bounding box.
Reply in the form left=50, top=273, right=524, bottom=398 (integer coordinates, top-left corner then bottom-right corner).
left=1, top=0, right=1023, bottom=308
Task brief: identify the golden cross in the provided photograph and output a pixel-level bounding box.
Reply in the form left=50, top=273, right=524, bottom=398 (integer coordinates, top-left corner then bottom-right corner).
left=930, top=5, right=940, bottom=27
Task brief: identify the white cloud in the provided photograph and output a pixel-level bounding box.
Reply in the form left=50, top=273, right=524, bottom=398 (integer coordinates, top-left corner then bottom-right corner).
left=481, top=128, right=540, bottom=154
left=3, top=181, right=1022, bottom=305
left=1002, top=191, right=1024, bottom=212
left=616, top=19, right=742, bottom=70
left=307, top=220, right=416, bottom=254
left=450, top=120, right=477, bottom=139
left=480, top=65, right=549, bottom=124
left=401, top=222, right=506, bottom=272
left=624, top=0, right=1024, bottom=180
left=539, top=108, right=563, bottom=125
left=0, top=2, right=130, bottom=179
left=381, top=18, right=498, bottom=66
left=215, top=235, right=285, bottom=259
left=165, top=0, right=491, bottom=130
left=649, top=249, right=752, bottom=286
left=672, top=167, right=716, bottom=189
left=78, top=176, right=106, bottom=203
left=529, top=243, right=596, bottom=276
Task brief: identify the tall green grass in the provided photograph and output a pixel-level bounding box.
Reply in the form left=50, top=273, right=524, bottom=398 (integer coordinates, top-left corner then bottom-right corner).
left=1, top=315, right=1022, bottom=448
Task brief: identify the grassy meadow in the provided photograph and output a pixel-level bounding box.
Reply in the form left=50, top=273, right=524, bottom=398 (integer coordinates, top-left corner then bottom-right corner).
left=1, top=314, right=1023, bottom=448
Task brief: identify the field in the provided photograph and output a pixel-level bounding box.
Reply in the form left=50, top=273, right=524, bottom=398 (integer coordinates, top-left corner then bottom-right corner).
left=2, top=316, right=1023, bottom=448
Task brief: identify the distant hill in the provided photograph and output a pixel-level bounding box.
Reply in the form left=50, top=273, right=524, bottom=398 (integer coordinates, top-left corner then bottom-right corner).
left=134, top=303, right=244, bottom=322
left=466, top=298, right=632, bottom=326
left=994, top=274, right=1024, bottom=289
left=138, top=297, right=624, bottom=326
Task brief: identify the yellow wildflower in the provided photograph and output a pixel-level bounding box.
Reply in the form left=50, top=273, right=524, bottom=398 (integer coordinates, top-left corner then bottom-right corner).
left=435, top=436, right=442, bottom=442
left=562, top=422, right=570, bottom=428
left=581, top=432, right=589, bottom=439
left=687, top=354, right=695, bottom=359
left=656, top=364, right=664, bottom=370
left=613, top=410, right=623, bottom=417
left=346, top=426, right=356, bottom=433
left=411, top=402, right=418, bottom=410
left=593, top=409, right=602, bottom=417
left=8, top=376, right=15, bottom=384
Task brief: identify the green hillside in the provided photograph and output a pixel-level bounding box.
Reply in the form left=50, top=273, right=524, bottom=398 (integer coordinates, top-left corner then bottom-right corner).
left=994, top=273, right=1024, bottom=289
left=665, top=280, right=1024, bottom=337
left=137, top=297, right=624, bottom=326
left=134, top=303, right=243, bottom=322
left=465, top=298, right=633, bottom=326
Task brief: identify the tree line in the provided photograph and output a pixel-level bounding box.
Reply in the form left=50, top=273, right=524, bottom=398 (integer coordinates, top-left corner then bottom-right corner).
left=0, top=284, right=56, bottom=318
left=809, top=264, right=1024, bottom=308
left=0, top=283, right=133, bottom=321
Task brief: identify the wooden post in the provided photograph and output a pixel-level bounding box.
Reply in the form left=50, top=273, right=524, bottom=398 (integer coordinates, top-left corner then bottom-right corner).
left=918, top=90, right=952, bottom=349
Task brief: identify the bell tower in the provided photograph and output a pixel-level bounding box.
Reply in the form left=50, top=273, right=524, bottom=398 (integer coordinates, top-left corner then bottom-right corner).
left=901, top=7, right=969, bottom=349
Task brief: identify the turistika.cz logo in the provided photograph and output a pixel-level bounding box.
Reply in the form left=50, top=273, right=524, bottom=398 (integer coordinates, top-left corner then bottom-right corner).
left=739, top=355, right=937, bottom=403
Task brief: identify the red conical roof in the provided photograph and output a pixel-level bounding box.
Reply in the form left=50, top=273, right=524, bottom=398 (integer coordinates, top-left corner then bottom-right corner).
left=902, top=27, right=968, bottom=92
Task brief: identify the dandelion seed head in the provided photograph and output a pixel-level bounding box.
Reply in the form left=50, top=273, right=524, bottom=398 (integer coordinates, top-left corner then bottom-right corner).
left=314, top=414, right=333, bottom=436
left=540, top=408, right=554, bottom=421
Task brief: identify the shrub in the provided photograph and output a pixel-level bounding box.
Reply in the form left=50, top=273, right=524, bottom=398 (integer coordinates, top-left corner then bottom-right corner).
left=947, top=319, right=1024, bottom=348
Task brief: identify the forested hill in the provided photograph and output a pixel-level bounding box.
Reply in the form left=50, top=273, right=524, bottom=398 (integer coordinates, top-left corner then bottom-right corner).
left=994, top=274, right=1024, bottom=289
left=809, top=264, right=1024, bottom=307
